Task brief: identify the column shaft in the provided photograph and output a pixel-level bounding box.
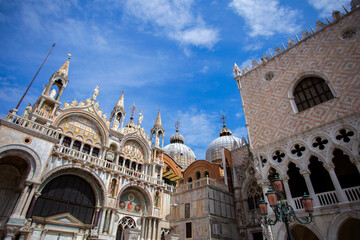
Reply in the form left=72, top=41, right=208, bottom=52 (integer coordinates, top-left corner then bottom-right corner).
left=328, top=169, right=347, bottom=202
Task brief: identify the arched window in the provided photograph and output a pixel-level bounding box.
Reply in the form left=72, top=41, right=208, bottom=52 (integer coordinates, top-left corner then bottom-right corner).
left=204, top=171, right=209, bottom=177
left=287, top=162, right=308, bottom=198
left=294, top=77, right=334, bottom=112
left=72, top=140, right=81, bottom=151
left=332, top=149, right=360, bottom=189
left=196, top=171, right=201, bottom=180
left=82, top=144, right=91, bottom=154
left=31, top=175, right=96, bottom=224
left=308, top=156, right=335, bottom=193
left=62, top=137, right=71, bottom=147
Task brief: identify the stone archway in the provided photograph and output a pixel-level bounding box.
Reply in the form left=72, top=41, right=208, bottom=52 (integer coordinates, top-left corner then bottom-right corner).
left=290, top=225, right=319, bottom=240
left=337, top=218, right=360, bottom=240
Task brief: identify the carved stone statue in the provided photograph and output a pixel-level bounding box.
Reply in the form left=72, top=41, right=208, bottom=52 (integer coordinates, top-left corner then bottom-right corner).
left=233, top=63, right=240, bottom=77
left=22, top=103, right=32, bottom=118
left=49, top=89, right=56, bottom=99
left=71, top=99, right=78, bottom=107
left=64, top=102, right=70, bottom=109
left=137, top=110, right=143, bottom=126
left=92, top=86, right=99, bottom=101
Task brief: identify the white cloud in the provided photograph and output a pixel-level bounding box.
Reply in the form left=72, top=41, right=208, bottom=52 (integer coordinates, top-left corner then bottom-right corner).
left=172, top=107, right=218, bottom=159
left=229, top=0, right=301, bottom=37
left=235, top=112, right=243, bottom=119
left=307, top=0, right=349, bottom=16
left=124, top=0, right=219, bottom=48
left=232, top=126, right=248, bottom=139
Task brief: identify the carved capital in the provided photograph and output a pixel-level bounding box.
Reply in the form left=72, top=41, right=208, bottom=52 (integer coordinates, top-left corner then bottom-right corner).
left=300, top=170, right=311, bottom=176
left=324, top=163, right=335, bottom=171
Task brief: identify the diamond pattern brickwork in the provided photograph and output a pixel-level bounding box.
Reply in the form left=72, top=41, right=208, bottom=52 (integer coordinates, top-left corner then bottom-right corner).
left=236, top=10, right=360, bottom=149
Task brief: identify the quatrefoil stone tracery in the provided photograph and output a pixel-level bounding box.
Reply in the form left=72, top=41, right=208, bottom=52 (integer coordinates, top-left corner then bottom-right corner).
left=336, top=129, right=354, bottom=143
left=291, top=144, right=306, bottom=157
left=312, top=137, right=328, bottom=150
left=272, top=151, right=285, bottom=163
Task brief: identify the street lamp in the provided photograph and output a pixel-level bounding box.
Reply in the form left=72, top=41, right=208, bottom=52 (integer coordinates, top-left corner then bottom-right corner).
left=258, top=175, right=313, bottom=240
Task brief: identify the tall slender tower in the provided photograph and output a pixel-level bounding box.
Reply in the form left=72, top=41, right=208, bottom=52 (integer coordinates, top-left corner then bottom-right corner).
left=31, top=55, right=70, bottom=124
left=110, top=90, right=126, bottom=132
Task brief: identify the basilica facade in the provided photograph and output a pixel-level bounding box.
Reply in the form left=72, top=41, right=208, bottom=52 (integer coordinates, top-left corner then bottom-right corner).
left=0, top=2, right=359, bottom=240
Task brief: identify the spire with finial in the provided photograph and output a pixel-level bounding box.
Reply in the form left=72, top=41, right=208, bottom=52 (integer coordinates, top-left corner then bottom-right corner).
left=57, top=53, right=71, bottom=78
left=129, top=102, right=137, bottom=120
left=154, top=107, right=163, bottom=129
left=115, top=89, right=125, bottom=110
left=219, top=112, right=232, bottom=137
left=175, top=120, right=180, bottom=133
left=150, top=107, right=165, bottom=148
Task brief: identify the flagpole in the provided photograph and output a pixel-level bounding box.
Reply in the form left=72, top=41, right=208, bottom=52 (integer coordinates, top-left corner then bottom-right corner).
left=15, top=43, right=56, bottom=110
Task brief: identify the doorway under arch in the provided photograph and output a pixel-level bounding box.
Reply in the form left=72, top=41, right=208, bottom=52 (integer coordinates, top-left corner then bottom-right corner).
left=288, top=225, right=319, bottom=240
left=115, top=216, right=136, bottom=240
left=337, top=217, right=360, bottom=240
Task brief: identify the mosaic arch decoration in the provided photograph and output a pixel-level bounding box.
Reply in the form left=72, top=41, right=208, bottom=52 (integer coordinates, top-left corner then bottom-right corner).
left=118, top=187, right=149, bottom=215
left=123, top=140, right=145, bottom=162
left=58, top=115, right=102, bottom=145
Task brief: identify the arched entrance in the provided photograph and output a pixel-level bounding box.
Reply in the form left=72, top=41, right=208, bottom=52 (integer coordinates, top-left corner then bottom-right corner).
left=0, top=156, right=29, bottom=238
left=337, top=218, right=360, bottom=240
left=289, top=225, right=319, bottom=240
left=31, top=174, right=96, bottom=224
left=115, top=217, right=136, bottom=240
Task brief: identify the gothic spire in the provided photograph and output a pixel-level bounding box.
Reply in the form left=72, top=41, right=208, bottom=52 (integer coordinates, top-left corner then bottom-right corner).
left=154, top=107, right=163, bottom=129
left=57, top=53, right=71, bottom=78
left=115, top=90, right=125, bottom=110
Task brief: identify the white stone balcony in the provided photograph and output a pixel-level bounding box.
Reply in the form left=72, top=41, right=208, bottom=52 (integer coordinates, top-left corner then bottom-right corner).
left=4, top=113, right=60, bottom=139
left=53, top=144, right=165, bottom=186
left=173, top=177, right=228, bottom=194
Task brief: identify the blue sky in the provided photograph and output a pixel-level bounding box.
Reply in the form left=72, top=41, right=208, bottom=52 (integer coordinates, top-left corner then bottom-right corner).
left=0, top=0, right=350, bottom=159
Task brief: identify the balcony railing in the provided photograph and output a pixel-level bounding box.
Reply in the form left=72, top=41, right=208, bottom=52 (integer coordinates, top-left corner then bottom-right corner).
left=53, top=145, right=169, bottom=188
left=344, top=186, right=360, bottom=202
left=5, top=113, right=61, bottom=139
left=316, top=190, right=339, bottom=206
left=174, top=177, right=228, bottom=193
left=33, top=108, right=55, bottom=120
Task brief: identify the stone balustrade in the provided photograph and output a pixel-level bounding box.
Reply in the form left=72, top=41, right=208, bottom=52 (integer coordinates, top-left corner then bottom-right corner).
left=174, top=177, right=228, bottom=193
left=5, top=113, right=60, bottom=139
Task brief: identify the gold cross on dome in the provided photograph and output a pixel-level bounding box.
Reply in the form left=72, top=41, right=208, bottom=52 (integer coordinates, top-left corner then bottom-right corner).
left=220, top=112, right=227, bottom=126
left=129, top=102, right=137, bottom=116
left=175, top=120, right=180, bottom=131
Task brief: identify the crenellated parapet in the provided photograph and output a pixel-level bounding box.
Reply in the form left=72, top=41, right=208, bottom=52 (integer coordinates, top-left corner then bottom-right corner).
left=233, top=3, right=359, bottom=79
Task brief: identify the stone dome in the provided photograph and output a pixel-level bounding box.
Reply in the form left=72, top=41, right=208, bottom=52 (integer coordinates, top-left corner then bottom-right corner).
left=164, top=129, right=196, bottom=169
left=205, top=125, right=245, bottom=162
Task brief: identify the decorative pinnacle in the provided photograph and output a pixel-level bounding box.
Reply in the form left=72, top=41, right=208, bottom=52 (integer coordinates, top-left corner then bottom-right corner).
left=129, top=102, right=137, bottom=118
left=175, top=120, right=180, bottom=132
left=220, top=112, right=227, bottom=128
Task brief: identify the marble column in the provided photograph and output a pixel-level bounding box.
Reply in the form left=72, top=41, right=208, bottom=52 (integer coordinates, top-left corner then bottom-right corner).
left=99, top=209, right=106, bottom=233
left=281, top=176, right=295, bottom=207
left=301, top=171, right=320, bottom=206
left=325, top=164, right=347, bottom=202
left=10, top=184, right=30, bottom=218
left=152, top=218, right=157, bottom=240
left=20, top=185, right=37, bottom=217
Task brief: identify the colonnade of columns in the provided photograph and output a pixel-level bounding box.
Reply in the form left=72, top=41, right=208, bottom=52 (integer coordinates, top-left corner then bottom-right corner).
left=140, top=217, right=160, bottom=240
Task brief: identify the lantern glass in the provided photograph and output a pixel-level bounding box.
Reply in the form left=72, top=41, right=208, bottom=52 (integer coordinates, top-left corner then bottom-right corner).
left=266, top=189, right=278, bottom=206
left=301, top=194, right=313, bottom=212
left=272, top=175, right=283, bottom=193
left=258, top=198, right=268, bottom=215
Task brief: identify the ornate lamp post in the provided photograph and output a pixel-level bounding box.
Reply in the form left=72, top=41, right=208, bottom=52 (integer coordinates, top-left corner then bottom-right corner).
left=258, top=175, right=314, bottom=240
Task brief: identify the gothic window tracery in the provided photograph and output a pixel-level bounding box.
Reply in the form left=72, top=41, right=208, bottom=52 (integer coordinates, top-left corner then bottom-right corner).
left=294, top=77, right=334, bottom=112
left=291, top=144, right=306, bottom=157
left=272, top=151, right=285, bottom=163
left=312, top=137, right=328, bottom=150
left=336, top=129, right=354, bottom=143
left=246, top=181, right=263, bottom=211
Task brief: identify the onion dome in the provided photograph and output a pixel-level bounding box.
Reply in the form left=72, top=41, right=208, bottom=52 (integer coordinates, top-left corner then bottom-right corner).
left=206, top=123, right=245, bottom=162
left=164, top=121, right=196, bottom=169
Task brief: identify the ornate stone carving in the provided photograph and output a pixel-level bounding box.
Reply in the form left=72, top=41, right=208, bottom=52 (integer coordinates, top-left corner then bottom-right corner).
left=274, top=46, right=282, bottom=55
left=287, top=38, right=296, bottom=48
left=315, top=20, right=327, bottom=31
left=71, top=99, right=77, bottom=107
left=301, top=30, right=311, bottom=39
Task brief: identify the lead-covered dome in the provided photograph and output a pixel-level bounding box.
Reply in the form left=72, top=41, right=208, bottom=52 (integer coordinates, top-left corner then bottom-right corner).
left=164, top=128, right=196, bottom=169
left=206, top=124, right=245, bottom=162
